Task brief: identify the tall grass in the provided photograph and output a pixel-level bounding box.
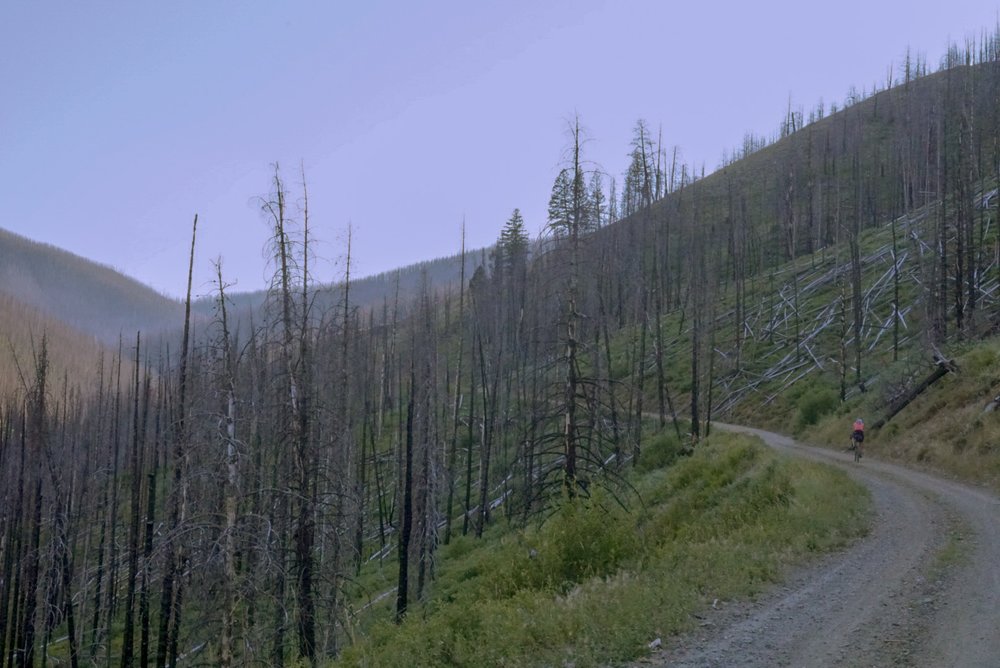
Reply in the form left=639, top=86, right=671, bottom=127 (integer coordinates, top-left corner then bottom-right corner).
left=807, top=340, right=1000, bottom=487
left=334, top=431, right=869, bottom=667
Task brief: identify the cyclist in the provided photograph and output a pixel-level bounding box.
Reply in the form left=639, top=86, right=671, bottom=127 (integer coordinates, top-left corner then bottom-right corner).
left=851, top=417, right=865, bottom=457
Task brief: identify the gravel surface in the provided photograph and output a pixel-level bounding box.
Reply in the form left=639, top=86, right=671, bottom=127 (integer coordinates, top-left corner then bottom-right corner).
left=636, top=425, right=1000, bottom=667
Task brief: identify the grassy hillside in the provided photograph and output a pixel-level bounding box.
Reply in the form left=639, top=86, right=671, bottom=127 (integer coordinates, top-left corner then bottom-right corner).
left=802, top=339, right=1000, bottom=486
left=0, top=227, right=183, bottom=343
left=335, top=431, right=869, bottom=667
left=606, top=169, right=1000, bottom=491
left=559, top=58, right=1000, bottom=494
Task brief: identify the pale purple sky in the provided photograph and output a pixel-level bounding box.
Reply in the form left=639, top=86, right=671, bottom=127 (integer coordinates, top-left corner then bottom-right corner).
left=2, top=1, right=997, bottom=298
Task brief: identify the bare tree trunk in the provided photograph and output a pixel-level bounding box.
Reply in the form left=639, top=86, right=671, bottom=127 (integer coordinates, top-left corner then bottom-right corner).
left=849, top=234, right=864, bottom=390
left=120, top=333, right=143, bottom=668
left=21, top=479, right=42, bottom=668
left=632, top=291, right=648, bottom=462
left=444, top=227, right=466, bottom=545
left=291, top=172, right=317, bottom=664
left=891, top=204, right=902, bottom=357
left=106, top=339, right=124, bottom=655
left=88, top=485, right=107, bottom=660
left=214, top=260, right=239, bottom=668
left=395, top=368, right=415, bottom=623
left=475, top=329, right=495, bottom=538
left=873, top=356, right=957, bottom=429
left=5, top=416, right=28, bottom=668
left=690, top=215, right=704, bottom=444
left=562, top=116, right=585, bottom=496
left=59, top=507, right=80, bottom=668
left=462, top=343, right=476, bottom=537
left=20, top=349, right=48, bottom=668
left=157, top=214, right=197, bottom=668
left=138, top=471, right=155, bottom=668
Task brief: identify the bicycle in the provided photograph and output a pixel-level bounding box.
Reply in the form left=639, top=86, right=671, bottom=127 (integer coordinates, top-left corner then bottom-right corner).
left=850, top=432, right=863, bottom=462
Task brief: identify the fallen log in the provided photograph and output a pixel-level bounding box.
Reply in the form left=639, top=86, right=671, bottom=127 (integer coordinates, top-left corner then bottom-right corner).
left=873, top=354, right=958, bottom=430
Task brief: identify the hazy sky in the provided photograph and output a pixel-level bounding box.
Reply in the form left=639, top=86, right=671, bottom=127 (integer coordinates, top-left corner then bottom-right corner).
left=2, top=1, right=998, bottom=298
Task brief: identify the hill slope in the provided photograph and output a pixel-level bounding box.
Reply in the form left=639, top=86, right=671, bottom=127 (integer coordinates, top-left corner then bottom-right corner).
left=0, top=292, right=114, bottom=399
left=193, top=247, right=487, bottom=321
left=0, top=227, right=183, bottom=343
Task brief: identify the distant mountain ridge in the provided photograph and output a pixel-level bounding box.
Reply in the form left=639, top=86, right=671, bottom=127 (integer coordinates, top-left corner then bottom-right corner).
left=0, top=225, right=489, bottom=343
left=193, top=248, right=488, bottom=320
left=0, top=227, right=183, bottom=343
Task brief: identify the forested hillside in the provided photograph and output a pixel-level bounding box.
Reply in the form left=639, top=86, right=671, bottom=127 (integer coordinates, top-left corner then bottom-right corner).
left=3, top=34, right=1000, bottom=667
left=0, top=227, right=183, bottom=343
left=192, top=247, right=487, bottom=323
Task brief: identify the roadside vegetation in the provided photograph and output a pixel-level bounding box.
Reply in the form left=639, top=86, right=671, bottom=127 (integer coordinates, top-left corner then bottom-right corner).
left=802, top=339, right=1000, bottom=487
left=335, top=431, right=869, bottom=667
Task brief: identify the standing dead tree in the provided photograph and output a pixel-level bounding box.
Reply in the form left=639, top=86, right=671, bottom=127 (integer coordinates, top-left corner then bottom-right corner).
left=157, top=214, right=197, bottom=668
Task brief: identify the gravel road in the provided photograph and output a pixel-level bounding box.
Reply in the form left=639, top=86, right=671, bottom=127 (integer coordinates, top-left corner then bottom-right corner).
left=639, top=425, right=1000, bottom=667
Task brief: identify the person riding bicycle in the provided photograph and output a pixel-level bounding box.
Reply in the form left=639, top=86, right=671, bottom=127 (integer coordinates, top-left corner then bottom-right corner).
left=851, top=418, right=865, bottom=449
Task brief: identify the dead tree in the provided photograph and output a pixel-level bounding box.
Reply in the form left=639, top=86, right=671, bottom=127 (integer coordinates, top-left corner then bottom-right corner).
left=872, top=354, right=957, bottom=429
left=157, top=214, right=197, bottom=668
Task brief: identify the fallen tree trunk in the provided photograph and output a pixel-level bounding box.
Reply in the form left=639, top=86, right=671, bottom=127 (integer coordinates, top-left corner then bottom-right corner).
left=873, top=355, right=957, bottom=430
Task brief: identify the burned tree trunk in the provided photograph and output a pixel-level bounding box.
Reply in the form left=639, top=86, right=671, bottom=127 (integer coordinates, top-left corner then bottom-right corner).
left=873, top=355, right=957, bottom=429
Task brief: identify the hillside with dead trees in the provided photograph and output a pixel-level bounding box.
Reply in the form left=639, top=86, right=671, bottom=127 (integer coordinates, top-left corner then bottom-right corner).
left=4, top=33, right=1000, bottom=666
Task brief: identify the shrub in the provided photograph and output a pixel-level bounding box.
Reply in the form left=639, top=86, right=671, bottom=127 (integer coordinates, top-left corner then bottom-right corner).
left=635, top=429, right=683, bottom=472
left=796, top=387, right=839, bottom=430
left=531, top=498, right=641, bottom=592
left=469, top=495, right=641, bottom=599
left=962, top=345, right=998, bottom=374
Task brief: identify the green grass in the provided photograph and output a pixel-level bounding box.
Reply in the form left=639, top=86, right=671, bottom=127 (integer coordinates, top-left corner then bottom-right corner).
left=804, top=338, right=1000, bottom=487
left=333, top=431, right=870, bottom=667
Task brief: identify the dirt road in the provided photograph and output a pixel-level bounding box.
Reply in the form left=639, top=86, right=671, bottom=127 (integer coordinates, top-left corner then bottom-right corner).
left=644, top=425, right=1000, bottom=667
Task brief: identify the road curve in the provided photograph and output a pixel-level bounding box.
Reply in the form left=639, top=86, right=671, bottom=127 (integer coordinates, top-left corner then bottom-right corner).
left=643, top=425, right=1000, bottom=667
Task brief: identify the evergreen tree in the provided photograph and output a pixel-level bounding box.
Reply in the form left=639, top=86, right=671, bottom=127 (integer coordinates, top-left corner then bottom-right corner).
left=589, top=172, right=606, bottom=229
left=497, top=208, right=529, bottom=274
left=547, top=169, right=572, bottom=235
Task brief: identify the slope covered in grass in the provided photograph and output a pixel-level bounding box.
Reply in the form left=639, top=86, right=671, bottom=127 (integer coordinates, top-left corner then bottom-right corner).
left=803, top=339, right=1000, bottom=486
left=598, top=176, right=1000, bottom=491
left=335, top=431, right=869, bottom=667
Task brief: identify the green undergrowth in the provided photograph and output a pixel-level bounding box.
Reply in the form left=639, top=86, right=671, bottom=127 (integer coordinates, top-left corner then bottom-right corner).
left=333, top=431, right=870, bottom=667
left=804, top=338, right=1000, bottom=488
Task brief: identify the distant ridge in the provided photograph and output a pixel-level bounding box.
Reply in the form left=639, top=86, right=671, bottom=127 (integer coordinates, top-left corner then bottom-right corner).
left=194, top=248, right=488, bottom=319
left=0, top=227, right=184, bottom=343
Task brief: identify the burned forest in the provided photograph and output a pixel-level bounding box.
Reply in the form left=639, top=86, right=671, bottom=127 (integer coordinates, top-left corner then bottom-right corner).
left=4, top=36, right=1000, bottom=667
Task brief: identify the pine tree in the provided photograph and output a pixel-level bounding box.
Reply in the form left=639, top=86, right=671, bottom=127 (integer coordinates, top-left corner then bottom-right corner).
left=547, top=170, right=572, bottom=235
left=497, top=208, right=529, bottom=275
